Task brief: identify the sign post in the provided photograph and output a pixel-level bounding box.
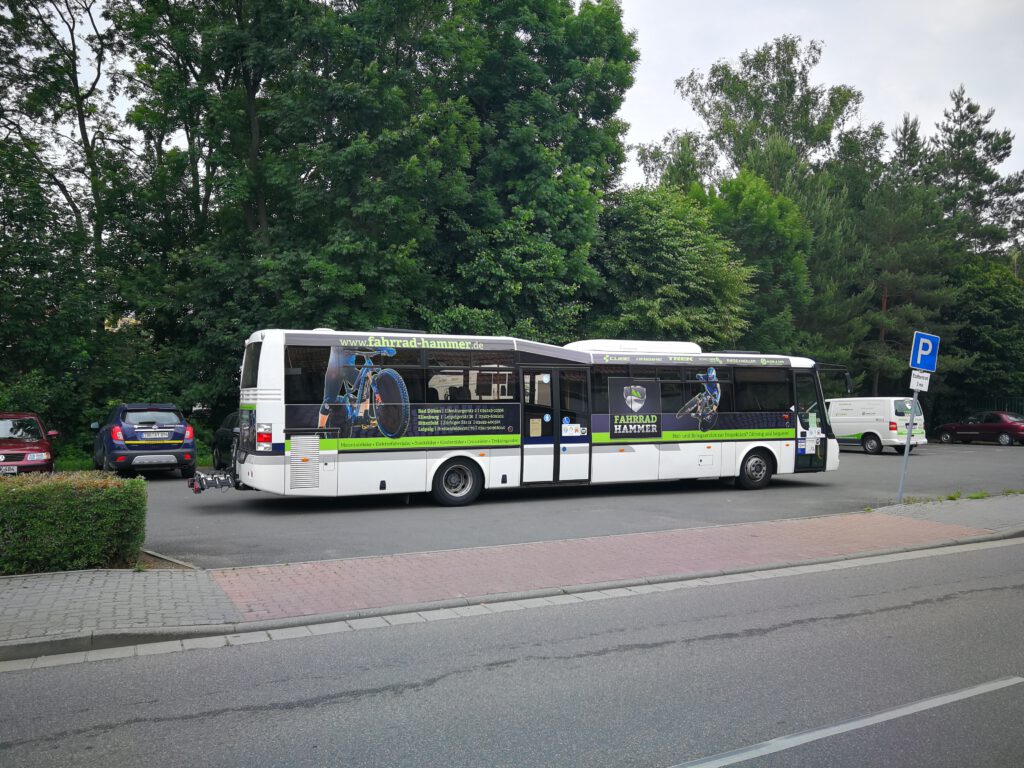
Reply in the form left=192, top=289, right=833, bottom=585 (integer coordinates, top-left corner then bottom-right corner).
left=897, top=332, right=940, bottom=504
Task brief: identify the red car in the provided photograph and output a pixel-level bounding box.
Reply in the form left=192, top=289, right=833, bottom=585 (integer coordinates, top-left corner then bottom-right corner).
left=0, top=412, right=58, bottom=474
left=936, top=411, right=1024, bottom=446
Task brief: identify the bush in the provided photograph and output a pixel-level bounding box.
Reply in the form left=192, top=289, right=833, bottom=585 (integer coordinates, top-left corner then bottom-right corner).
left=0, top=472, right=147, bottom=575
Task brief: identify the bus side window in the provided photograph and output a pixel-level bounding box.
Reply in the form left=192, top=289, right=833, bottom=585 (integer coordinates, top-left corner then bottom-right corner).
left=591, top=365, right=627, bottom=413
left=661, top=380, right=684, bottom=413
left=734, top=368, right=790, bottom=412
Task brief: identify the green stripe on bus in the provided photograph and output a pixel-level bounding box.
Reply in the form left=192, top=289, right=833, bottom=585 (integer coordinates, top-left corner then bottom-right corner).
left=286, top=435, right=522, bottom=452
left=591, top=428, right=795, bottom=444
left=240, top=404, right=257, bottom=411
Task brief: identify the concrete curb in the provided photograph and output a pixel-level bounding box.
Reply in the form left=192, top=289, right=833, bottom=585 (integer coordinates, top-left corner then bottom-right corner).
left=3, top=525, right=1021, bottom=663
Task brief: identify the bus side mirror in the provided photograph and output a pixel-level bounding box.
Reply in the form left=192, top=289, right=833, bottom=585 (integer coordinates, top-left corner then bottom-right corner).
left=844, top=372, right=853, bottom=395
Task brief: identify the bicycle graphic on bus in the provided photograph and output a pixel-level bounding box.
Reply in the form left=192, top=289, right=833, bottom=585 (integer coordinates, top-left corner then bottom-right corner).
left=319, top=346, right=411, bottom=439
left=676, top=366, right=721, bottom=432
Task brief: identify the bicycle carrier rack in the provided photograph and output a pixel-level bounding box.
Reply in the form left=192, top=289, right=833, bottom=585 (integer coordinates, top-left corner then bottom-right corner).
left=188, top=470, right=240, bottom=494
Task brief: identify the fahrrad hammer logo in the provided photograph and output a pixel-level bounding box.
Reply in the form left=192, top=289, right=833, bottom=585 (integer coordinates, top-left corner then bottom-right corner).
left=623, top=385, right=647, bottom=413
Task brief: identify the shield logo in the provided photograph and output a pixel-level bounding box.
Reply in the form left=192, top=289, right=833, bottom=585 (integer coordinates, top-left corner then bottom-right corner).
left=623, top=385, right=647, bottom=413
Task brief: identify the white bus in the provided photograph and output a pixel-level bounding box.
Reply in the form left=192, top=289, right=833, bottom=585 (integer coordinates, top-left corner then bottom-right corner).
left=193, top=329, right=839, bottom=505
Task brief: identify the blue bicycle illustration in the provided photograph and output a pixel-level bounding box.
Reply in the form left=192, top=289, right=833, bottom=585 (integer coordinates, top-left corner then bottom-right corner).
left=675, top=367, right=721, bottom=433
left=319, top=347, right=411, bottom=438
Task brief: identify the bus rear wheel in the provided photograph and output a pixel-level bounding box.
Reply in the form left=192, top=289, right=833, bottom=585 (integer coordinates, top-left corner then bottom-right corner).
left=736, top=450, right=773, bottom=490
left=432, top=459, right=483, bottom=506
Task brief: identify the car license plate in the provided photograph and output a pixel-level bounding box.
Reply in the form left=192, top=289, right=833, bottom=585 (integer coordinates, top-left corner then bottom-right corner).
left=0, top=466, right=16, bottom=475
left=146, top=432, right=171, bottom=439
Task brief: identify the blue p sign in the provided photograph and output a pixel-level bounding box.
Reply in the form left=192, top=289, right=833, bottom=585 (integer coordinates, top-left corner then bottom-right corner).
left=910, top=331, right=940, bottom=373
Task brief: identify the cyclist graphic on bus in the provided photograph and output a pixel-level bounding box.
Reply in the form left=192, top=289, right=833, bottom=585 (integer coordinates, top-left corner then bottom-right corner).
left=319, top=346, right=411, bottom=438
left=676, top=366, right=720, bottom=432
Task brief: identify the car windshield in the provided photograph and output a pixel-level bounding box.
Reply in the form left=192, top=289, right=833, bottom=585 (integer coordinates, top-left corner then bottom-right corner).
left=124, top=410, right=183, bottom=427
left=893, top=399, right=923, bottom=417
left=0, top=418, right=43, bottom=439
left=1004, top=413, right=1024, bottom=422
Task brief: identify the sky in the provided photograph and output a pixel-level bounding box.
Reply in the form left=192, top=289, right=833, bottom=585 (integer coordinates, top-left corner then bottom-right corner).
left=616, top=0, right=1024, bottom=185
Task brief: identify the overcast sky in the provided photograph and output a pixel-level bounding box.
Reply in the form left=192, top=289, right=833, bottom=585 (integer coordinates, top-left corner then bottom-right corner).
left=617, top=0, right=1024, bottom=185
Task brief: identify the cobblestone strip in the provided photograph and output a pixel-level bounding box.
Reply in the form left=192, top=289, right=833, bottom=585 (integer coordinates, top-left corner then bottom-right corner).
left=0, top=571, right=242, bottom=643
left=210, top=512, right=988, bottom=622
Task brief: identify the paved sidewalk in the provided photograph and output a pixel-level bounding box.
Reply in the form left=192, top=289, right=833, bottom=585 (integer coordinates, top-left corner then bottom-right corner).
left=1, top=496, right=1021, bottom=661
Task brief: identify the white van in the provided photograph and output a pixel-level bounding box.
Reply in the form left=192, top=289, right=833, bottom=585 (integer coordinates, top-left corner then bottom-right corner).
left=825, top=397, right=927, bottom=455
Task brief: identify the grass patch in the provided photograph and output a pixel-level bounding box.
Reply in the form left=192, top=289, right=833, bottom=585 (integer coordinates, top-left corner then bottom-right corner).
left=946, top=490, right=962, bottom=501
left=900, top=496, right=941, bottom=505
left=967, top=490, right=990, bottom=500
left=1003, top=488, right=1024, bottom=496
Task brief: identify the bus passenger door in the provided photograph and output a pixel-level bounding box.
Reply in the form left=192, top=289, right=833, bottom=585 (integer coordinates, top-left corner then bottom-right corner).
left=557, top=369, right=590, bottom=482
left=522, top=369, right=555, bottom=482
left=794, top=371, right=827, bottom=472
left=521, top=368, right=592, bottom=483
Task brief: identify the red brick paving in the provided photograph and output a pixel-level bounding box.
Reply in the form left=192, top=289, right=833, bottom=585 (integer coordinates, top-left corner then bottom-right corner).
left=210, top=513, right=988, bottom=622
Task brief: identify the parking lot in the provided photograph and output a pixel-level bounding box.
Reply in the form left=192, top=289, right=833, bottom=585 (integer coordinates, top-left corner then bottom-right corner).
left=143, top=443, right=1023, bottom=568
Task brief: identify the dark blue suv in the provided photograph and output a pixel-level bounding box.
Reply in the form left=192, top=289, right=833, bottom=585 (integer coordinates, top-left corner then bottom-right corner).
left=91, top=403, right=196, bottom=478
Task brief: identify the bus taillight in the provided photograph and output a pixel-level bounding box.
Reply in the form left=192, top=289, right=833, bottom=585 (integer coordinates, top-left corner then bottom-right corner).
left=256, top=423, right=273, bottom=451
left=889, top=421, right=898, bottom=432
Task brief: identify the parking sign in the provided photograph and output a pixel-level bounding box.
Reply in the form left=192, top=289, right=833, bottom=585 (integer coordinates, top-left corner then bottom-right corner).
left=909, top=331, right=940, bottom=372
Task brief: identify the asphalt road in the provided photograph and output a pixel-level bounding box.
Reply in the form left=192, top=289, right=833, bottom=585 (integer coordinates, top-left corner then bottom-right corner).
left=144, top=443, right=1024, bottom=568
left=1, top=542, right=1022, bottom=767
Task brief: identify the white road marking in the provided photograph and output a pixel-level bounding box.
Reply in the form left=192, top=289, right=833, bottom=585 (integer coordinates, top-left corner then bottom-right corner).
left=671, top=676, right=1024, bottom=768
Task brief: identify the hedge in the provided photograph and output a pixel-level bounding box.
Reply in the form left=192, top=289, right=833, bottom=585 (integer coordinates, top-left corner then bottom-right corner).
left=0, top=472, right=147, bottom=575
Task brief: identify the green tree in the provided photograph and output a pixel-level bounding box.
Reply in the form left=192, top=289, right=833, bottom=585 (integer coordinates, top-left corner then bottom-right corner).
left=924, top=89, right=1024, bottom=413
left=676, top=36, right=862, bottom=170
left=588, top=187, right=752, bottom=347
left=636, top=130, right=717, bottom=189
left=927, top=85, right=1023, bottom=258
left=429, top=0, right=638, bottom=342
left=690, top=169, right=812, bottom=353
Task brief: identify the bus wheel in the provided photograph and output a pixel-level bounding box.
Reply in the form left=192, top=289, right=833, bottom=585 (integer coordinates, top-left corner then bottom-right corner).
left=737, top=450, right=773, bottom=490
left=432, top=459, right=483, bottom=506
left=862, top=434, right=882, bottom=455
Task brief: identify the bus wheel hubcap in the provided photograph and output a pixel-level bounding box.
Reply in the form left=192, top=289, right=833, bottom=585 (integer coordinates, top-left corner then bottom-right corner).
left=747, top=457, right=767, bottom=482
left=444, top=467, right=471, bottom=497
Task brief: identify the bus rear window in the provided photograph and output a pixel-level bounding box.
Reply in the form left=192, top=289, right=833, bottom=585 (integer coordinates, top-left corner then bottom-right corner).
left=241, top=342, right=262, bottom=389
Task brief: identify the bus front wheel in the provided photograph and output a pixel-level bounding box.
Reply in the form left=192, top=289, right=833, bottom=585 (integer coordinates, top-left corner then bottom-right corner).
left=432, top=459, right=483, bottom=506
left=736, top=450, right=773, bottom=491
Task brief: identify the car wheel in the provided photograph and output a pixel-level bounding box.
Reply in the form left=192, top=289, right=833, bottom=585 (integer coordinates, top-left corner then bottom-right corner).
left=431, top=459, right=483, bottom=506
left=736, top=449, right=773, bottom=490
left=862, top=434, right=883, bottom=455
left=937, top=431, right=953, bottom=444
left=92, top=450, right=103, bottom=470
left=997, top=432, right=1012, bottom=446
left=213, top=445, right=223, bottom=470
